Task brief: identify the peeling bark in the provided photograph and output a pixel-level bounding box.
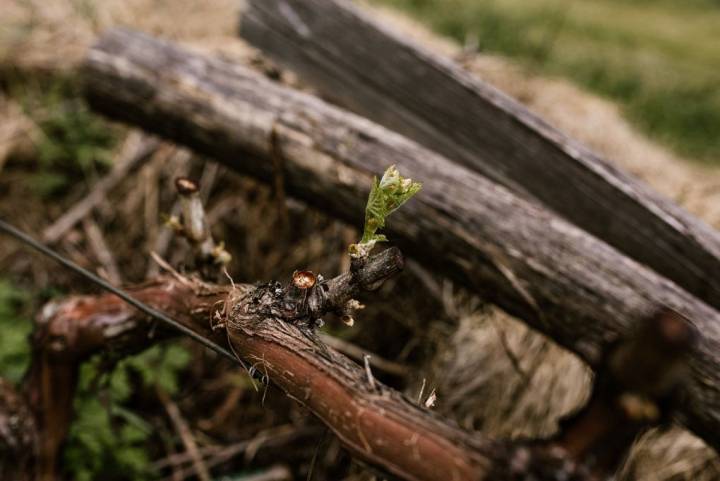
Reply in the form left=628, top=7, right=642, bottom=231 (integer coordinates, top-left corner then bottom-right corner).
left=20, top=270, right=695, bottom=481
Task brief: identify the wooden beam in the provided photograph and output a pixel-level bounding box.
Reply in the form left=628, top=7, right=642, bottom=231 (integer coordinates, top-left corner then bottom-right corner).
left=239, top=0, right=720, bottom=314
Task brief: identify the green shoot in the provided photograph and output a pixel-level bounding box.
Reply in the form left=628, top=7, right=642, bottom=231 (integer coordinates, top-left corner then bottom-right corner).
left=349, top=165, right=421, bottom=258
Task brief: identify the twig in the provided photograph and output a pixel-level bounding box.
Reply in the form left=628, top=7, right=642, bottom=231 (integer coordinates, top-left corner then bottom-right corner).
left=146, top=200, right=182, bottom=278
left=306, top=429, right=328, bottom=481
left=171, top=176, right=230, bottom=271
left=363, top=354, right=376, bottom=391
left=159, top=425, right=184, bottom=481
left=319, top=334, right=408, bottom=378
left=146, top=157, right=218, bottom=278
left=149, top=251, right=194, bottom=287
left=157, top=388, right=211, bottom=481
left=417, top=378, right=426, bottom=405
left=157, top=427, right=318, bottom=481
left=231, top=465, right=292, bottom=481
left=1, top=219, right=238, bottom=361
left=197, top=385, right=244, bottom=431
left=153, top=425, right=313, bottom=471
left=82, top=218, right=122, bottom=285
left=42, top=131, right=158, bottom=244
left=143, top=156, right=161, bottom=251
left=269, top=124, right=289, bottom=231
left=491, top=320, right=530, bottom=383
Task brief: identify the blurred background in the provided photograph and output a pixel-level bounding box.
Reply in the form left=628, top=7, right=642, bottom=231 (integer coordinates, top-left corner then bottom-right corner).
left=381, top=0, right=720, bottom=162
left=0, top=0, right=719, bottom=480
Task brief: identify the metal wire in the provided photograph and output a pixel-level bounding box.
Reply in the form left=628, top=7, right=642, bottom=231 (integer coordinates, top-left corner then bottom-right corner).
left=0, top=218, right=238, bottom=363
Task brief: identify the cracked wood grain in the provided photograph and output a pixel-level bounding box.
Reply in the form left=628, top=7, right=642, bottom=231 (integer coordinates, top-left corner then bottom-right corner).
left=239, top=0, right=720, bottom=316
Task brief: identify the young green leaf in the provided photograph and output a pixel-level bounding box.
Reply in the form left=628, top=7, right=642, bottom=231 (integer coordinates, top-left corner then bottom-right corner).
left=350, top=165, right=421, bottom=257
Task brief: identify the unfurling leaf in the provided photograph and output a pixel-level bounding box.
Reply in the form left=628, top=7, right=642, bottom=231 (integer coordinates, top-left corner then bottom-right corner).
left=349, top=166, right=421, bottom=257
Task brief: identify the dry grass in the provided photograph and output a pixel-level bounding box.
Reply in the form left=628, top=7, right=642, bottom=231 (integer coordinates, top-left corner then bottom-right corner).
left=0, top=94, right=34, bottom=173
left=430, top=308, right=590, bottom=438
left=0, top=0, right=248, bottom=72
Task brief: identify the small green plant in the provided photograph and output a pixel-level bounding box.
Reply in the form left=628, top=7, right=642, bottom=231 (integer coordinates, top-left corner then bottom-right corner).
left=349, top=165, right=422, bottom=258
left=64, top=343, right=192, bottom=481
left=14, top=79, right=118, bottom=197
left=0, top=279, right=31, bottom=384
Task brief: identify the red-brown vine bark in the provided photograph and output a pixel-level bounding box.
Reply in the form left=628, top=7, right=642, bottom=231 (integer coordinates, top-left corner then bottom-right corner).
left=5, top=251, right=694, bottom=481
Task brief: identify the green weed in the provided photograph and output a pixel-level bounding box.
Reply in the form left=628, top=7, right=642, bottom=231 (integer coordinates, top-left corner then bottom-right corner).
left=8, top=77, right=118, bottom=197
left=0, top=279, right=31, bottom=384
left=64, top=343, right=192, bottom=481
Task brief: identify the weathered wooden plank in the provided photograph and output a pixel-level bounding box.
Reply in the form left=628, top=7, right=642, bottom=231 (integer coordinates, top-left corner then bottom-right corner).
left=239, top=0, right=720, bottom=314
left=82, top=29, right=720, bottom=453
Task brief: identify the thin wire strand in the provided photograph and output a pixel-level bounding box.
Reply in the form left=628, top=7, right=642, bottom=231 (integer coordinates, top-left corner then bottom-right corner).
left=0, top=218, right=238, bottom=363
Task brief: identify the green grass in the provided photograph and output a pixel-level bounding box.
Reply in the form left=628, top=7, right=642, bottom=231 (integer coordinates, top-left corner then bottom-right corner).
left=64, top=343, right=192, bottom=481
left=375, top=0, right=720, bottom=162
left=3, top=74, right=118, bottom=197
left=0, top=279, right=32, bottom=384
left=0, top=275, right=192, bottom=480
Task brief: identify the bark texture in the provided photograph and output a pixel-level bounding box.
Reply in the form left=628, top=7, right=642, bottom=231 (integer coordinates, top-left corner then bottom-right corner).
left=224, top=282, right=497, bottom=481
left=23, top=270, right=577, bottom=481
left=26, top=277, right=231, bottom=481
left=29, top=272, right=686, bottom=481
left=21, top=269, right=696, bottom=481
left=238, top=0, right=720, bottom=315
left=82, top=29, right=720, bottom=453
